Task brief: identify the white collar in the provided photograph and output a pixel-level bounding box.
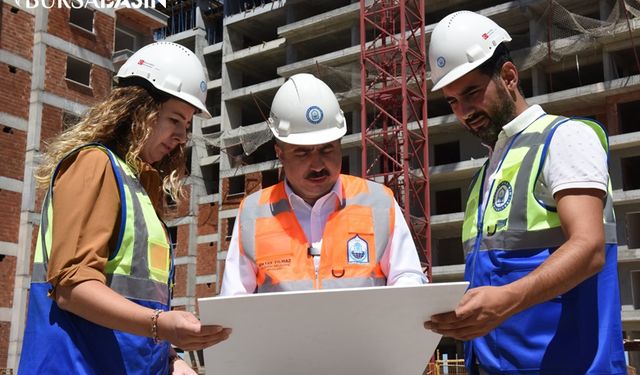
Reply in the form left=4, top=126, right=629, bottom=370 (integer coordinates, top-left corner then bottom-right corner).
left=499, top=104, right=546, bottom=140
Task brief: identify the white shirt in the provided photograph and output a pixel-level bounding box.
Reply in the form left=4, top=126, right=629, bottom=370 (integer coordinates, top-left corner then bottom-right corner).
left=483, top=105, right=608, bottom=207
left=220, top=176, right=428, bottom=296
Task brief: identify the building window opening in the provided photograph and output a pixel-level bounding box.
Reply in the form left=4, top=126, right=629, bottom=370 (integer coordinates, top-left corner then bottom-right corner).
left=69, top=5, right=94, bottom=32
left=66, top=56, right=92, bottom=87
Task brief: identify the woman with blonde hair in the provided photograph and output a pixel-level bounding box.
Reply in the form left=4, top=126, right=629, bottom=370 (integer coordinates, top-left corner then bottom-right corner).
left=19, top=42, right=230, bottom=375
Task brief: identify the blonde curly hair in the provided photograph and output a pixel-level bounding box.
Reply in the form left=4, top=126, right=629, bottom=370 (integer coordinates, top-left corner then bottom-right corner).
left=36, top=85, right=188, bottom=202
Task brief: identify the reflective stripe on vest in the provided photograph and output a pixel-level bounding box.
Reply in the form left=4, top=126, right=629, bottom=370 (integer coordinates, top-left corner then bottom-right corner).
left=459, top=115, right=625, bottom=374
left=462, top=115, right=617, bottom=255
left=239, top=175, right=393, bottom=292
left=32, top=144, right=172, bottom=305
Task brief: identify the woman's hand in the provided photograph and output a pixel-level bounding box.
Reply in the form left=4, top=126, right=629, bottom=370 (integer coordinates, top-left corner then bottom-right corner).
left=158, top=310, right=231, bottom=350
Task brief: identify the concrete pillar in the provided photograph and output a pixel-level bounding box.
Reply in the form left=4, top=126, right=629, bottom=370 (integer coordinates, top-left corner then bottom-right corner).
left=528, top=16, right=547, bottom=96
left=351, top=109, right=361, bottom=136
left=605, top=95, right=620, bottom=136
left=285, top=4, right=297, bottom=64
left=8, top=5, right=48, bottom=370
left=220, top=19, right=241, bottom=170
left=600, top=0, right=616, bottom=82
left=195, top=0, right=206, bottom=30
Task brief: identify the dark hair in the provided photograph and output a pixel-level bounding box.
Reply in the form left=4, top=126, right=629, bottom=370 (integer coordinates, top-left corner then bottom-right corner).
left=476, top=43, right=524, bottom=94
left=116, top=76, right=172, bottom=104
left=477, top=43, right=512, bottom=77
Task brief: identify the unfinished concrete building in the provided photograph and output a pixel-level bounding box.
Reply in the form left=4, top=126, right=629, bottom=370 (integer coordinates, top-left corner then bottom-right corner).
left=184, top=0, right=640, bottom=365
left=2, top=0, right=640, bottom=371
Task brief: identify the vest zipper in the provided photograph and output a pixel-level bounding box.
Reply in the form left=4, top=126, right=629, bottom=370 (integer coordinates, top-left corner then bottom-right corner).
left=308, top=242, right=322, bottom=289
left=314, top=256, right=320, bottom=289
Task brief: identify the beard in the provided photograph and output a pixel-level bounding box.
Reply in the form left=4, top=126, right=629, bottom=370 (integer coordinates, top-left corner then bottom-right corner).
left=467, top=83, right=517, bottom=148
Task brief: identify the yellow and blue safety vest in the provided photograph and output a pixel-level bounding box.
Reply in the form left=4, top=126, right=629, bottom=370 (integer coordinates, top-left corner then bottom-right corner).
left=461, top=115, right=625, bottom=374
left=19, top=144, right=174, bottom=374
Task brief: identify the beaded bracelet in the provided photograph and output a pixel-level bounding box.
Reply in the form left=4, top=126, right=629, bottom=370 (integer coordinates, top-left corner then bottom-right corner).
left=151, top=309, right=163, bottom=344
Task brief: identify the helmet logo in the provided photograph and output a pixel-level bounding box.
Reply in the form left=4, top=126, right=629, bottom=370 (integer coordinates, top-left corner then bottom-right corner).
left=136, top=59, right=154, bottom=68
left=306, top=106, right=324, bottom=124
left=437, top=56, right=446, bottom=68
left=200, top=80, right=206, bottom=93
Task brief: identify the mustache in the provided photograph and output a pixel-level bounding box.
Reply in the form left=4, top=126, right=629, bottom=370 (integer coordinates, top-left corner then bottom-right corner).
left=305, top=170, right=330, bottom=179
left=464, top=113, right=485, bottom=130
left=465, top=112, right=482, bottom=123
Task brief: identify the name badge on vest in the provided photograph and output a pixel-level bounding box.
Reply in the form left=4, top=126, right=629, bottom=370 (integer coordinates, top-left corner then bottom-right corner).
left=347, top=235, right=369, bottom=264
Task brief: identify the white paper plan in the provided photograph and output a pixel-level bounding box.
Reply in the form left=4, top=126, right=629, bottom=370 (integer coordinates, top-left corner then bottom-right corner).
left=198, top=282, right=468, bottom=375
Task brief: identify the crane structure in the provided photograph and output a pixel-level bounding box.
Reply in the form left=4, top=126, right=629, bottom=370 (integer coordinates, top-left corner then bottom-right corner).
left=359, top=0, right=431, bottom=279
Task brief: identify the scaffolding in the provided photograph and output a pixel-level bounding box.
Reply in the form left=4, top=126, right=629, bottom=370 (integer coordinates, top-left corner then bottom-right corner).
left=425, top=359, right=468, bottom=375
left=360, top=0, right=431, bottom=278
left=223, top=0, right=281, bottom=16
left=154, top=0, right=223, bottom=45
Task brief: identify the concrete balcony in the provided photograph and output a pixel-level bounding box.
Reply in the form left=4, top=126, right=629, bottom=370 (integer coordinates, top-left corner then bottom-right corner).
left=115, top=6, right=168, bottom=31
left=112, top=48, right=134, bottom=72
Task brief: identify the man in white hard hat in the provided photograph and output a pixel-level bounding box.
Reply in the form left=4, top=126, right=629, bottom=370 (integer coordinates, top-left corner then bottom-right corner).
left=424, top=11, right=625, bottom=375
left=220, top=73, right=426, bottom=295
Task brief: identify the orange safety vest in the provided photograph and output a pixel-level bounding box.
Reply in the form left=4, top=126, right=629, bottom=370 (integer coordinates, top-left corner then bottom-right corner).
left=238, top=174, right=395, bottom=292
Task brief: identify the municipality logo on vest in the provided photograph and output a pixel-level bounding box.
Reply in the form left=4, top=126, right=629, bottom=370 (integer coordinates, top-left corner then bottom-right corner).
left=347, top=235, right=369, bottom=264
left=493, top=181, right=513, bottom=211
left=17, top=0, right=165, bottom=9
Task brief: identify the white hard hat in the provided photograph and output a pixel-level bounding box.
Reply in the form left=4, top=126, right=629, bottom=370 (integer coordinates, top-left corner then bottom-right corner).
left=268, top=73, right=346, bottom=145
left=116, top=42, right=211, bottom=118
left=429, top=11, right=512, bottom=91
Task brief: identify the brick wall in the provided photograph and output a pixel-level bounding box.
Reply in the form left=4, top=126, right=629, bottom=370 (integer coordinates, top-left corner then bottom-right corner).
left=0, top=5, right=169, bottom=371
left=220, top=216, right=232, bottom=252
left=47, top=8, right=113, bottom=59
left=245, top=172, right=261, bottom=195
left=115, top=10, right=158, bottom=37
left=0, top=257, right=16, bottom=308
left=0, top=322, right=9, bottom=368
left=177, top=185, right=191, bottom=217
left=39, top=105, right=63, bottom=149
left=0, top=63, right=31, bottom=119
left=220, top=175, right=240, bottom=210
left=195, top=283, right=216, bottom=299
left=196, top=242, right=216, bottom=276
left=174, top=224, right=189, bottom=258
left=0, top=128, right=26, bottom=181
left=0, top=3, right=34, bottom=60
left=44, top=46, right=112, bottom=107
left=0, top=191, right=20, bottom=244
left=163, top=179, right=192, bottom=222
left=30, top=225, right=40, bottom=267
left=41, top=10, right=114, bottom=107
left=173, top=264, right=187, bottom=297
left=0, top=5, right=33, bottom=371
left=197, top=202, right=218, bottom=235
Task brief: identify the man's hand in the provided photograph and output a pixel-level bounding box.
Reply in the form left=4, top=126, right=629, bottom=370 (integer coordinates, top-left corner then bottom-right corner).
left=171, top=357, right=197, bottom=375
left=424, top=190, right=608, bottom=342
left=424, top=285, right=520, bottom=340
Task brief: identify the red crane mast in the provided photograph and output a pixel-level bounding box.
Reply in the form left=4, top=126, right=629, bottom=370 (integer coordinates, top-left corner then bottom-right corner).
left=360, top=0, right=431, bottom=279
